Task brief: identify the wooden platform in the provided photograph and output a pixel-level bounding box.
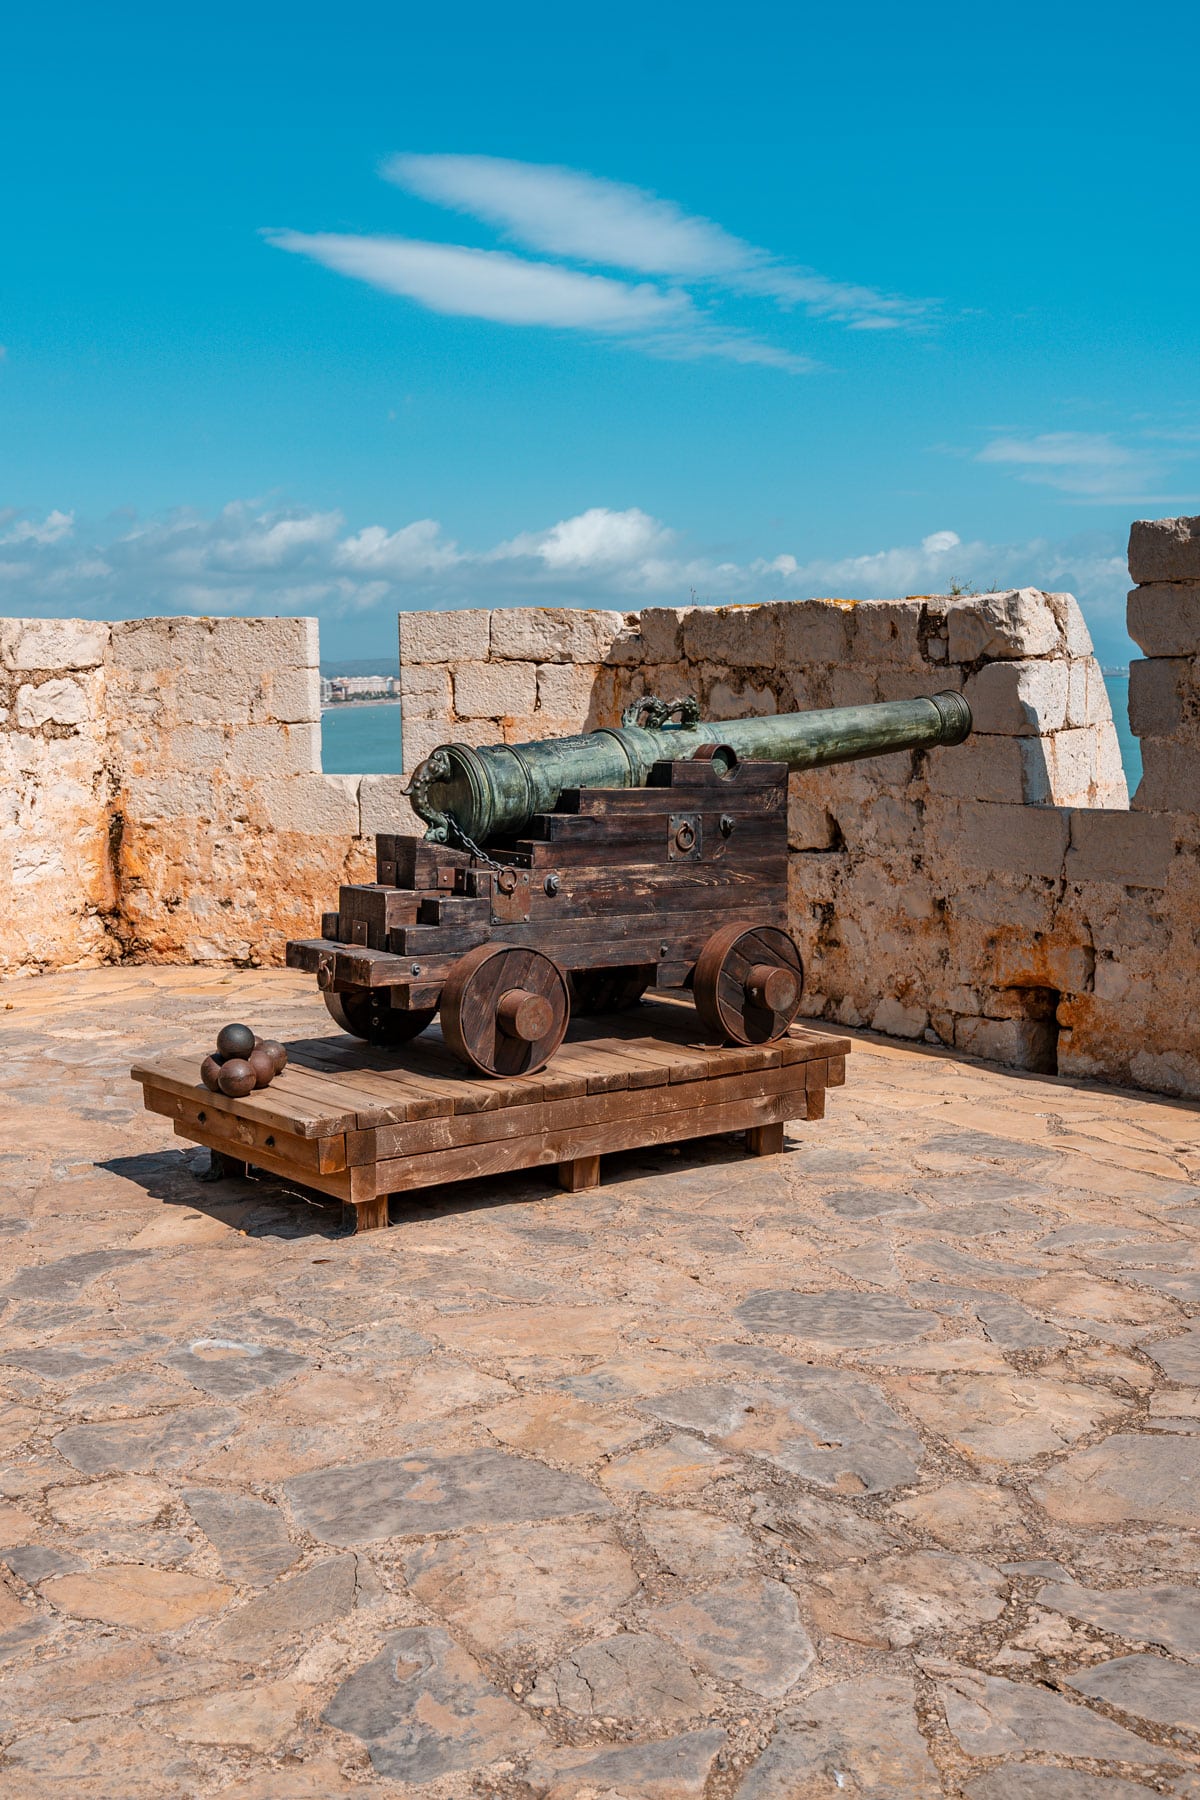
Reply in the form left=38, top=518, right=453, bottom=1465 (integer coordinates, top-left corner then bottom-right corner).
left=131, top=1000, right=849, bottom=1232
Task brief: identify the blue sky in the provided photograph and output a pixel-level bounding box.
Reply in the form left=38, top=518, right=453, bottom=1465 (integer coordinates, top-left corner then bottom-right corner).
left=3, top=0, right=1198, bottom=664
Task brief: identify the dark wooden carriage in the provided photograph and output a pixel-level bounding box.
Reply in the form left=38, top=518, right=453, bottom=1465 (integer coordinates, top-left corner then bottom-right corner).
left=287, top=750, right=801, bottom=1076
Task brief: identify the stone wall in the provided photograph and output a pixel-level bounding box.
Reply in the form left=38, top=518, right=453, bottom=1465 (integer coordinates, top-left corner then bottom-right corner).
left=0, top=616, right=415, bottom=975
left=4, top=514, right=1199, bottom=1100
left=395, top=537, right=1200, bottom=1098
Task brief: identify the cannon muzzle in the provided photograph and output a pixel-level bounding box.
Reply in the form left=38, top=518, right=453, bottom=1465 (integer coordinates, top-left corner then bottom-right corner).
left=410, top=690, right=971, bottom=846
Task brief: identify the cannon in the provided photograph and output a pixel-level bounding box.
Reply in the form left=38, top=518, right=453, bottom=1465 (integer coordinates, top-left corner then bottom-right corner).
left=287, top=690, right=971, bottom=1075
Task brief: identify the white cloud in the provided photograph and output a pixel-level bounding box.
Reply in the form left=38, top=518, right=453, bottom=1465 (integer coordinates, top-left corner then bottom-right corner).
left=335, top=519, right=462, bottom=575
left=1, top=509, right=75, bottom=547
left=0, top=496, right=1134, bottom=660
left=266, top=229, right=807, bottom=370
left=491, top=506, right=672, bottom=572
left=383, top=154, right=931, bottom=330
left=976, top=431, right=1181, bottom=501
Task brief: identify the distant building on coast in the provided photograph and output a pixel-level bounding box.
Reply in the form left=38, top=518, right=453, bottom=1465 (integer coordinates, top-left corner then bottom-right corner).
left=320, top=674, right=399, bottom=705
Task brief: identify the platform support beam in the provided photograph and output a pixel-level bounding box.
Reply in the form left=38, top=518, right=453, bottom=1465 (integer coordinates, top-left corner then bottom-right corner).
left=558, top=1153, right=602, bottom=1193
left=746, top=1121, right=786, bottom=1157
left=344, top=1194, right=390, bottom=1232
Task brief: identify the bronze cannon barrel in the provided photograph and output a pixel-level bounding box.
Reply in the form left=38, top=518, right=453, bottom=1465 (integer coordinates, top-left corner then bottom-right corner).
left=410, top=690, right=972, bottom=846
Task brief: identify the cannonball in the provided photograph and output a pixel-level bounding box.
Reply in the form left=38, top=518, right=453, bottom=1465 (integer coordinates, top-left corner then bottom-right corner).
left=216, top=1057, right=256, bottom=1098
left=200, top=1054, right=224, bottom=1093
left=216, top=1022, right=256, bottom=1060
left=247, top=1046, right=276, bottom=1089
left=259, top=1038, right=288, bottom=1074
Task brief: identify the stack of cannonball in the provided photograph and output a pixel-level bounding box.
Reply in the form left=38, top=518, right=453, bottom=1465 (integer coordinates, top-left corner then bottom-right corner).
left=201, top=1023, right=288, bottom=1098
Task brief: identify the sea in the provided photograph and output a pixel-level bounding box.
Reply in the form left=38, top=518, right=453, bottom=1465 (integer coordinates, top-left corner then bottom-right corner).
left=320, top=677, right=1143, bottom=792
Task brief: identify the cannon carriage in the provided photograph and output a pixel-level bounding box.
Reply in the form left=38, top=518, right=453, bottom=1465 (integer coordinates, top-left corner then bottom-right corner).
left=286, top=690, right=971, bottom=1075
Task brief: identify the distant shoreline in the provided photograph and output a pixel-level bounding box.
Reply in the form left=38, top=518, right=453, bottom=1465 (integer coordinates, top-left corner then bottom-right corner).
left=320, top=698, right=401, bottom=712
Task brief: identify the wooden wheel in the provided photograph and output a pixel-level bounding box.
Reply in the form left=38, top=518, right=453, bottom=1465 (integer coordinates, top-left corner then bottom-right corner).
left=693, top=922, right=803, bottom=1046
left=323, top=987, right=436, bottom=1046
left=569, top=967, right=651, bottom=1014
left=441, top=944, right=570, bottom=1076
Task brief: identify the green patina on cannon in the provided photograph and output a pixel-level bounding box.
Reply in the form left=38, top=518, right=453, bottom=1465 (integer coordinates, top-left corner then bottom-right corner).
left=287, top=690, right=971, bottom=1075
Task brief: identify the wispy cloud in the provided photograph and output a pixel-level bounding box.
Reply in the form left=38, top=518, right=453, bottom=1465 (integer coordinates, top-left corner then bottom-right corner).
left=976, top=429, right=1196, bottom=502
left=266, top=153, right=930, bottom=369
left=383, top=155, right=931, bottom=330
left=267, top=229, right=808, bottom=370
left=0, top=498, right=1132, bottom=656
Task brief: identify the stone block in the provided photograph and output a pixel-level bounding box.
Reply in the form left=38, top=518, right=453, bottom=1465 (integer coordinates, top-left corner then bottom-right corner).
left=925, top=736, right=1036, bottom=806
left=1128, top=514, right=1200, bottom=584
left=705, top=678, right=778, bottom=719
left=681, top=603, right=779, bottom=669
left=850, top=600, right=923, bottom=665
left=489, top=607, right=625, bottom=663
left=264, top=666, right=322, bottom=724
left=227, top=723, right=321, bottom=779
left=1039, top=729, right=1111, bottom=807
left=121, top=771, right=219, bottom=824
left=358, top=776, right=421, bottom=838
left=399, top=608, right=491, bottom=665
left=605, top=619, right=645, bottom=666
left=951, top=802, right=1069, bottom=879
left=0, top=617, right=110, bottom=671
left=397, top=664, right=451, bottom=724
left=261, top=775, right=360, bottom=836
left=946, top=589, right=1061, bottom=663
left=788, top=792, right=840, bottom=850
left=1065, top=809, right=1176, bottom=889
left=402, top=716, right=496, bottom=773
left=638, top=608, right=693, bottom=663
left=1127, top=583, right=1200, bottom=657
left=1128, top=657, right=1186, bottom=737
left=1046, top=592, right=1095, bottom=657
left=963, top=659, right=1068, bottom=735
left=452, top=660, right=537, bottom=720
left=778, top=600, right=852, bottom=670
left=1133, top=739, right=1200, bottom=814
left=955, top=1015, right=1057, bottom=1068
left=15, top=677, right=94, bottom=730
left=1066, top=659, right=1113, bottom=729
left=871, top=996, right=929, bottom=1038
left=536, top=662, right=601, bottom=721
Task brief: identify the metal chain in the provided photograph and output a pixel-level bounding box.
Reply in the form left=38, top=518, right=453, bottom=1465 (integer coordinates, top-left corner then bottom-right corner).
left=422, top=806, right=506, bottom=872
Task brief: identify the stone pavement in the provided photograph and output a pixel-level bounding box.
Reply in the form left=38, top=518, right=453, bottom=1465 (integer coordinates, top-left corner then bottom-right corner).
left=1, top=966, right=1198, bottom=1798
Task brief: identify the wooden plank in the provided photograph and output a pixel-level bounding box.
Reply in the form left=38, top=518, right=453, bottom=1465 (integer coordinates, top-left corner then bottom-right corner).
left=132, top=1055, right=353, bottom=1138
left=145, top=1089, right=347, bottom=1175
left=169, top=1122, right=352, bottom=1203
left=746, top=1121, right=786, bottom=1156
left=374, top=1088, right=798, bottom=1197
left=563, top=786, right=785, bottom=817
left=349, top=1059, right=810, bottom=1167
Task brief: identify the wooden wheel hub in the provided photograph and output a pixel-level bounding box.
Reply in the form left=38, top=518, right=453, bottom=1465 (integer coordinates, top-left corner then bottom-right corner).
left=497, top=987, right=555, bottom=1042
left=747, top=962, right=799, bottom=1013
left=441, top=943, right=570, bottom=1075
left=693, top=922, right=804, bottom=1046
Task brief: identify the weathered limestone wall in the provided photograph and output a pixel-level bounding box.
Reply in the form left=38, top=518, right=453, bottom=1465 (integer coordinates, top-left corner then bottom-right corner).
left=396, top=546, right=1200, bottom=1098
left=4, top=514, right=1197, bottom=1099
left=0, top=616, right=416, bottom=974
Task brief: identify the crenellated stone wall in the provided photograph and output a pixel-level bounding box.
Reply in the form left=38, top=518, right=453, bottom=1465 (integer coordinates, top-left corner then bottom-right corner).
left=4, top=514, right=1198, bottom=1099
left=0, top=616, right=416, bottom=974
left=395, top=537, right=1200, bottom=1098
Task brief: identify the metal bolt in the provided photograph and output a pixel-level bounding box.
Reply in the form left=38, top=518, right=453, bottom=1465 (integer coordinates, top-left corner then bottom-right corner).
left=544, top=873, right=560, bottom=895
left=410, top=963, right=421, bottom=976
left=720, top=813, right=736, bottom=837
left=659, top=941, right=669, bottom=956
